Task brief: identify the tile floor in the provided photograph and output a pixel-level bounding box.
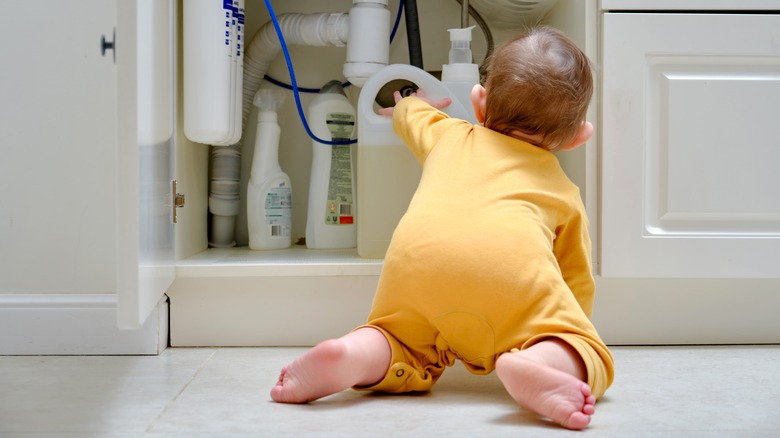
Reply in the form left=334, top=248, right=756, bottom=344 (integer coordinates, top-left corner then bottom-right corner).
left=1, top=345, right=779, bottom=437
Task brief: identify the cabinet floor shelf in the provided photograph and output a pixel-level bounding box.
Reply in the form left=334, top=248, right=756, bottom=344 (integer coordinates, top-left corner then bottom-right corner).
left=175, top=246, right=384, bottom=278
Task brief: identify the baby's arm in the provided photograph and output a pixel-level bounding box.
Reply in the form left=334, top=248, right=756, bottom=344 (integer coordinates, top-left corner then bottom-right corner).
left=378, top=89, right=451, bottom=116
left=553, top=214, right=596, bottom=317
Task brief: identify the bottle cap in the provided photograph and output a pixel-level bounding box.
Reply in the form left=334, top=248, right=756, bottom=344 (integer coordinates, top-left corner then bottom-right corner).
left=253, top=89, right=286, bottom=112
left=319, top=80, right=347, bottom=97
left=448, top=26, right=475, bottom=43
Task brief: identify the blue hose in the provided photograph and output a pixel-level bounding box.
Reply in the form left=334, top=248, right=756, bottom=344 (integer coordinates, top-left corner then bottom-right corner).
left=263, top=0, right=351, bottom=145
left=263, top=75, right=349, bottom=93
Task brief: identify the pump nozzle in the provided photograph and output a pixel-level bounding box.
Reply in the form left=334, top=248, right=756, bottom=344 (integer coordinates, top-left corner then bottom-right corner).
left=447, top=25, right=476, bottom=64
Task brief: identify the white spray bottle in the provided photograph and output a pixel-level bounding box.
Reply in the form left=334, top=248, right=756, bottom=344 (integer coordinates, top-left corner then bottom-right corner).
left=247, top=89, right=292, bottom=250
left=306, top=81, right=357, bottom=249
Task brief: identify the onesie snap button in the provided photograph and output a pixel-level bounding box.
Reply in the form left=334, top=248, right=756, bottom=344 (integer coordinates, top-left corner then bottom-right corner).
left=395, top=369, right=404, bottom=377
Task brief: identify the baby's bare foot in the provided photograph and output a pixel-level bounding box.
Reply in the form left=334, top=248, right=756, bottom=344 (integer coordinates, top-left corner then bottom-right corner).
left=270, top=339, right=355, bottom=403
left=496, top=350, right=596, bottom=430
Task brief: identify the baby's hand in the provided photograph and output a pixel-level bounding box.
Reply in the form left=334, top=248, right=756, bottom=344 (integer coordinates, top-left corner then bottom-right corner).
left=378, top=88, right=452, bottom=116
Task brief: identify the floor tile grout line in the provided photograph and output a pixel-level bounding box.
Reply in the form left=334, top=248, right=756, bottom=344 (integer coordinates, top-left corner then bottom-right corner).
left=144, top=348, right=219, bottom=433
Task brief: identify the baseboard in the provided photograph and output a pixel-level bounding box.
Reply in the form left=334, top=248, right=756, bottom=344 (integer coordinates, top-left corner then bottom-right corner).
left=167, top=275, right=780, bottom=346
left=0, top=294, right=168, bottom=355
left=167, top=276, right=377, bottom=347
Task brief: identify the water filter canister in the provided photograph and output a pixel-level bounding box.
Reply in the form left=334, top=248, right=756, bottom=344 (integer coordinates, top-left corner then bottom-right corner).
left=227, top=0, right=245, bottom=145
left=183, top=0, right=243, bottom=145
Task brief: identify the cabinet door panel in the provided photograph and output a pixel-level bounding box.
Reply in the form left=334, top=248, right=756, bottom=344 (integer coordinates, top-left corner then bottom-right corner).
left=601, top=13, right=780, bottom=278
left=116, top=0, right=175, bottom=328
left=0, top=0, right=116, bottom=294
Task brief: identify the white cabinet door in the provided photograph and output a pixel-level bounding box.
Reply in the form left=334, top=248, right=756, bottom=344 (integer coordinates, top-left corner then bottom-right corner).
left=601, top=13, right=780, bottom=278
left=0, top=1, right=118, bottom=295
left=116, top=0, right=176, bottom=329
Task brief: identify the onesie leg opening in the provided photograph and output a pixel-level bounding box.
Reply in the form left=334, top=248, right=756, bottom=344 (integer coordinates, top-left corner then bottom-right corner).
left=350, top=324, right=440, bottom=394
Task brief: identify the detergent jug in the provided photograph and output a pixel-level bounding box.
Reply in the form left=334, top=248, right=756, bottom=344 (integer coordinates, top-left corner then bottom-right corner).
left=356, top=64, right=477, bottom=259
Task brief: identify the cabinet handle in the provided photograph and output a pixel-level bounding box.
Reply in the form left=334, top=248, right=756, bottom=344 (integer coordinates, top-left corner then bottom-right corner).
left=101, top=28, right=116, bottom=63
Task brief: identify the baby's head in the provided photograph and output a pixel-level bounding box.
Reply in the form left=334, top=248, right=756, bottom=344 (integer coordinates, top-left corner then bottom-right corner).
left=481, top=26, right=593, bottom=152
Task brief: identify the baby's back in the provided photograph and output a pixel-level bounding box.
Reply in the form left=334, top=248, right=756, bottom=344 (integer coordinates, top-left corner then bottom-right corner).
left=383, top=124, right=583, bottom=295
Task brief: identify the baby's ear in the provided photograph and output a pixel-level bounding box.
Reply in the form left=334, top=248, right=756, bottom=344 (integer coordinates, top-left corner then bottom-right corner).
left=561, top=121, right=594, bottom=151
left=470, top=84, right=487, bottom=124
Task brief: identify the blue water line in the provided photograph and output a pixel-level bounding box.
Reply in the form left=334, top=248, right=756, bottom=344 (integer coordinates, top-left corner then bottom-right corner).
left=263, top=0, right=349, bottom=145
left=262, top=75, right=349, bottom=93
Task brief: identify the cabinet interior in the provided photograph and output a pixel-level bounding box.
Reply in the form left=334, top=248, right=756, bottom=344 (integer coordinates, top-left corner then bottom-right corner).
left=173, top=0, right=597, bottom=276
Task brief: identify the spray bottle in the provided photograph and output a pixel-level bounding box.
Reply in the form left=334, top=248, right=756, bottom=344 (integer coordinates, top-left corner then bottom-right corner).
left=356, top=27, right=481, bottom=259
left=247, top=89, right=292, bottom=250
left=306, top=81, right=357, bottom=249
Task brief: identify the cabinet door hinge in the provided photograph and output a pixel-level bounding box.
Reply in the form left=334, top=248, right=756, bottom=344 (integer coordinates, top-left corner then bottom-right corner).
left=171, top=180, right=185, bottom=224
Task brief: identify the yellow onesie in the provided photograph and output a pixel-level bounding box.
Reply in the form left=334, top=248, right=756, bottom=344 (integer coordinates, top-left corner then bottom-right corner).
left=356, top=97, right=614, bottom=398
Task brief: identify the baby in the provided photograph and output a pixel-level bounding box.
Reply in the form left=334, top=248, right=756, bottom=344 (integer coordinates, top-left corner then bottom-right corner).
left=271, top=26, right=614, bottom=431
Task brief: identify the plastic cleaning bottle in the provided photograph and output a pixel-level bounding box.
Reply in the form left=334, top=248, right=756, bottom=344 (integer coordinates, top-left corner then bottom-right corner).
left=356, top=63, right=477, bottom=259
left=306, top=81, right=357, bottom=249
left=247, top=90, right=292, bottom=250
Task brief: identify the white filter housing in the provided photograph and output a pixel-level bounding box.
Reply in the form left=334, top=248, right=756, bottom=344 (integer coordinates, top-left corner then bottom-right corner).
left=183, top=0, right=243, bottom=145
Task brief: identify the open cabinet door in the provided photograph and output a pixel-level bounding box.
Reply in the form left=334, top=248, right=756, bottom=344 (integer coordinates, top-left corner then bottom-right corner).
left=116, top=0, right=176, bottom=329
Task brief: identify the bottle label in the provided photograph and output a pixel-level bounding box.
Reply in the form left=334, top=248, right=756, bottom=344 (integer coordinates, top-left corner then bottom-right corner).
left=324, top=112, right=355, bottom=226
left=264, top=184, right=292, bottom=237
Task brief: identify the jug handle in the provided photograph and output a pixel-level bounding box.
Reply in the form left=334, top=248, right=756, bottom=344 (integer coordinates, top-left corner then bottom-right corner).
left=358, top=64, right=468, bottom=128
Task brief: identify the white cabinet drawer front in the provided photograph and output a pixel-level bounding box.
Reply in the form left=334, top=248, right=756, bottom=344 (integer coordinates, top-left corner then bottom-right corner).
left=601, top=13, right=780, bottom=278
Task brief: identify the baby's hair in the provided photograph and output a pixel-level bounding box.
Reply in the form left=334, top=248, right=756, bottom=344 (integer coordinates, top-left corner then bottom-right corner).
left=482, top=26, right=593, bottom=152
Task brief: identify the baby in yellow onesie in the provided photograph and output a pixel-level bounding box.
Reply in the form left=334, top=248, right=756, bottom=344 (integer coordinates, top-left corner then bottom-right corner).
left=271, top=26, right=614, bottom=431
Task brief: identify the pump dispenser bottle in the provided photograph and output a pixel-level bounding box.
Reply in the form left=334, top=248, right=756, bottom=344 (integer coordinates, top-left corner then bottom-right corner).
left=247, top=90, right=292, bottom=250
left=306, top=81, right=357, bottom=249
left=441, top=26, right=481, bottom=123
